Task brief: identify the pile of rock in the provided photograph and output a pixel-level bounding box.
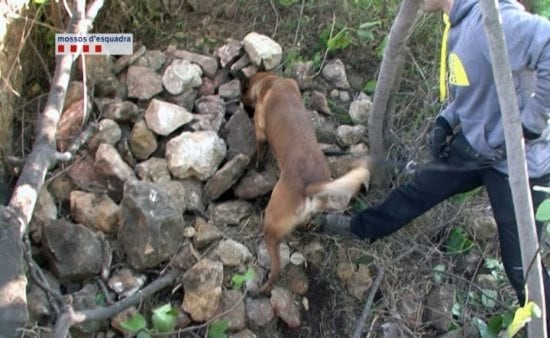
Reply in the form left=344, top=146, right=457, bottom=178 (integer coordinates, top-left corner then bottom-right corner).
left=29, top=32, right=374, bottom=336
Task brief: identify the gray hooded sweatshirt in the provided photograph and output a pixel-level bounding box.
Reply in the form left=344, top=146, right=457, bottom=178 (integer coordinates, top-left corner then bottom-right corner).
left=439, top=0, right=550, bottom=178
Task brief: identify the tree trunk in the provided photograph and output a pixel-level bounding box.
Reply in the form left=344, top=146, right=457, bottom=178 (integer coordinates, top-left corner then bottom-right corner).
left=0, top=1, right=104, bottom=335
left=479, top=0, right=547, bottom=336
left=368, top=0, right=421, bottom=187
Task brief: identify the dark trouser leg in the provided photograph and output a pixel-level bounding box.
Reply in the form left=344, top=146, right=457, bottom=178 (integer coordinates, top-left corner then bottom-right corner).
left=350, top=162, right=483, bottom=240
left=483, top=170, right=550, bottom=321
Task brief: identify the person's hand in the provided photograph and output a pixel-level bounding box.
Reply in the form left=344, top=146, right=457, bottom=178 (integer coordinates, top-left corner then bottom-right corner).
left=427, top=116, right=453, bottom=159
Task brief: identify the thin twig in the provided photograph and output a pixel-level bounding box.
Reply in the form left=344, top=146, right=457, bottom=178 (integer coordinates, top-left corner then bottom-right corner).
left=268, top=0, right=280, bottom=38
left=351, top=266, right=385, bottom=338
left=292, top=0, right=306, bottom=47
left=312, top=12, right=336, bottom=78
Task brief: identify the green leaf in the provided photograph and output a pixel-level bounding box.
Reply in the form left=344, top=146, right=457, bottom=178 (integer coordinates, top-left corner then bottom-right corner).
left=506, top=301, right=541, bottom=337
left=151, top=303, right=178, bottom=333
left=327, top=28, right=352, bottom=52
left=475, top=317, right=498, bottom=338
left=137, top=331, right=152, bottom=338
left=446, top=227, right=473, bottom=256
left=363, top=80, right=377, bottom=94
left=120, top=312, right=147, bottom=332
left=535, top=199, right=550, bottom=222
left=231, top=267, right=256, bottom=290
left=480, top=289, right=497, bottom=309
left=208, top=319, right=230, bottom=338
left=487, top=314, right=504, bottom=334
left=33, top=0, right=48, bottom=4
left=357, top=21, right=380, bottom=41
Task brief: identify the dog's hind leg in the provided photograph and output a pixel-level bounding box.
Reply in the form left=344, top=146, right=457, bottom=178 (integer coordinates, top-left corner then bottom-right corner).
left=258, top=182, right=302, bottom=293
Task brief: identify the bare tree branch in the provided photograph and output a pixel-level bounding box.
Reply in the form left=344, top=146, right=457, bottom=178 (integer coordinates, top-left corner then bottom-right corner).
left=479, top=0, right=547, bottom=336
left=0, top=0, right=104, bottom=335
left=52, top=269, right=180, bottom=338
left=368, top=0, right=421, bottom=187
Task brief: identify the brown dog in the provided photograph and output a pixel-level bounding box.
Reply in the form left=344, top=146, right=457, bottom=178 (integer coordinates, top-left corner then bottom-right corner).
left=243, top=72, right=370, bottom=293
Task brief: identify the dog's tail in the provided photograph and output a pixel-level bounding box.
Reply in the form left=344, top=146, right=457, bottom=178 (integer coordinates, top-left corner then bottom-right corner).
left=305, top=157, right=371, bottom=198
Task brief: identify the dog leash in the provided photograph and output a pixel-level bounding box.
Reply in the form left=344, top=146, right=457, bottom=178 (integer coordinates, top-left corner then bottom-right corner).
left=322, top=150, right=494, bottom=175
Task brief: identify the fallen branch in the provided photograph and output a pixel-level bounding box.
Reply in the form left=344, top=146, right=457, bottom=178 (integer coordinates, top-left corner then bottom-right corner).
left=351, top=266, right=384, bottom=338
left=52, top=269, right=180, bottom=337
left=0, top=0, right=104, bottom=335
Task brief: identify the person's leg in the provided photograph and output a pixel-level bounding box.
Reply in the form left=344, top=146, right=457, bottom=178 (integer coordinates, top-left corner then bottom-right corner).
left=483, top=170, right=550, bottom=320
left=350, top=163, right=483, bottom=240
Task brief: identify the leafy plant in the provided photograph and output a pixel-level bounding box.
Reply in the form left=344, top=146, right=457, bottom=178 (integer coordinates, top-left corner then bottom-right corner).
left=357, top=21, right=381, bottom=42
left=120, top=312, right=147, bottom=333
left=151, top=304, right=179, bottom=333
left=208, top=319, right=230, bottom=338
left=446, top=227, right=474, bottom=256
left=120, top=304, right=179, bottom=336
left=506, top=301, right=541, bottom=337
left=326, top=27, right=353, bottom=52
left=231, top=267, right=255, bottom=290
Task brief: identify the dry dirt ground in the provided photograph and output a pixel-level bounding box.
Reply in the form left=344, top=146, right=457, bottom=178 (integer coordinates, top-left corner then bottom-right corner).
left=12, top=1, right=539, bottom=337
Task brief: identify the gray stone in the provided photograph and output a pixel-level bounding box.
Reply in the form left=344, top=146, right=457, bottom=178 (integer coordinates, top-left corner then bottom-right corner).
left=118, top=180, right=185, bottom=270
left=348, top=92, right=372, bottom=125
left=135, top=157, right=171, bottom=183
left=245, top=297, right=274, bottom=326
left=243, top=32, right=282, bottom=71
left=88, top=118, right=122, bottom=152
left=425, top=284, right=455, bottom=332
left=212, top=239, right=253, bottom=267
left=42, top=220, right=103, bottom=282
left=205, top=154, right=250, bottom=200
left=322, top=59, right=350, bottom=89
left=191, top=95, right=226, bottom=132
left=162, top=59, right=203, bottom=95
left=224, top=107, right=256, bottom=160
left=166, top=131, right=227, bottom=181
left=126, top=65, right=163, bottom=100
left=270, top=287, right=301, bottom=328
left=207, top=200, right=254, bottom=226
left=144, top=99, right=194, bottom=136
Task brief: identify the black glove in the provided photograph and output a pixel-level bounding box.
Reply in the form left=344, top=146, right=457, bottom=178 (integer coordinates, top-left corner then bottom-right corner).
left=427, top=116, right=453, bottom=159
left=522, top=125, right=541, bottom=140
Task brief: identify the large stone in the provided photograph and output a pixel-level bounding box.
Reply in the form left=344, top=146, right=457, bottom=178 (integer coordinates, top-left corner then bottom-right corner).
left=144, top=99, right=194, bottom=136
left=166, top=131, right=227, bottom=181
left=207, top=200, right=254, bottom=226
left=270, top=287, right=301, bottom=328
left=70, top=190, right=119, bottom=234
left=94, top=143, right=137, bottom=198
left=224, top=107, right=256, bottom=160
left=242, top=32, right=282, bottom=70
left=216, top=290, right=246, bottom=330
left=182, top=258, right=224, bottom=321
left=162, top=59, right=203, bottom=95
left=130, top=119, right=158, bottom=160
left=118, top=180, right=185, bottom=270
left=191, top=95, right=226, bottom=132
left=42, top=220, right=103, bottom=282
left=425, top=284, right=455, bottom=332
left=212, top=239, right=253, bottom=267
left=126, top=65, right=163, bottom=100
left=205, top=154, right=250, bottom=200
